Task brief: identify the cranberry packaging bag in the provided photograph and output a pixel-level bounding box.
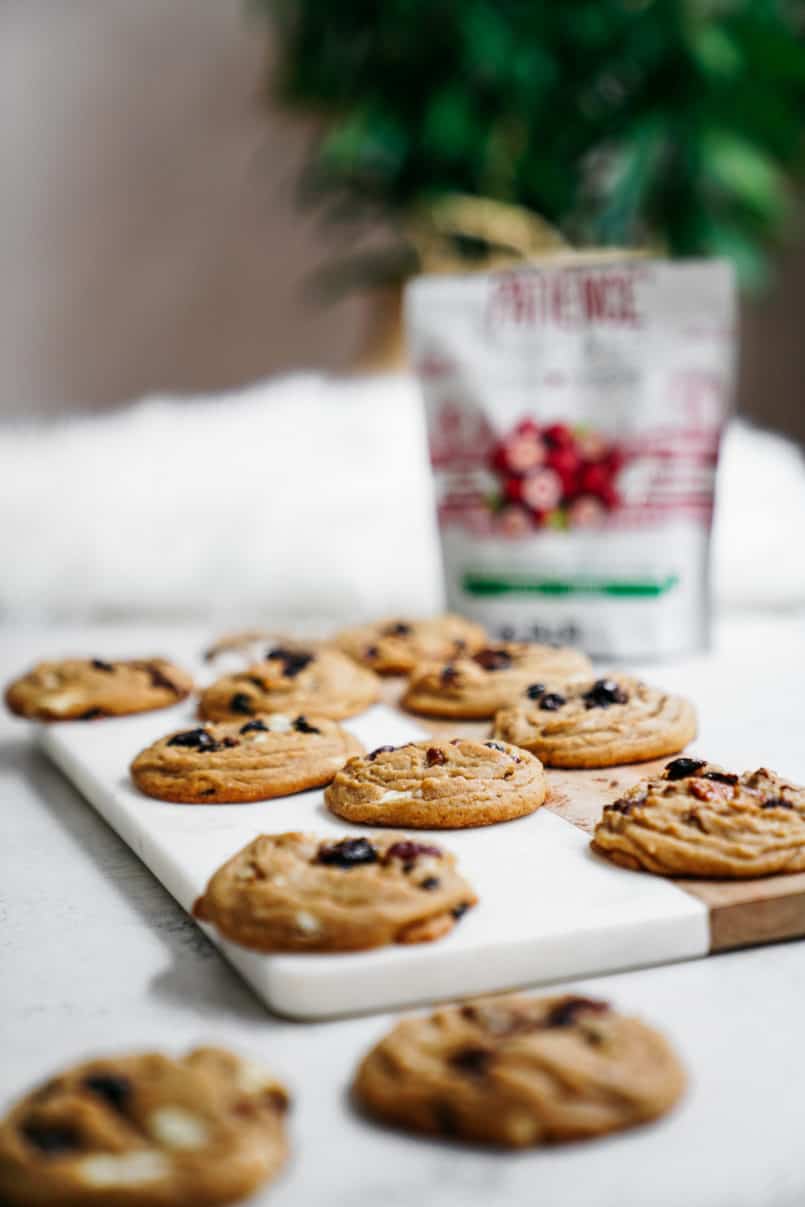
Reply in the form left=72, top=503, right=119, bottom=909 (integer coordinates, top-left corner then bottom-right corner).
left=406, top=259, right=736, bottom=659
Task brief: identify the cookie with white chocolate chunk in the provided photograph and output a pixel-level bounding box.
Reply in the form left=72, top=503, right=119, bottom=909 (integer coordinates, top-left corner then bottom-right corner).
left=0, top=1047, right=288, bottom=1206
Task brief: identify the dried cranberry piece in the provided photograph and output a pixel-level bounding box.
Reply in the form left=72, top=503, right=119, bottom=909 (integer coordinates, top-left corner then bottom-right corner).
left=368, top=745, right=396, bottom=760
left=473, top=647, right=513, bottom=671
left=167, top=728, right=217, bottom=751
left=266, top=648, right=313, bottom=678
left=526, top=683, right=546, bottom=700
left=294, top=715, right=321, bottom=734
left=545, top=996, right=609, bottom=1028
left=449, top=1047, right=491, bottom=1077
left=383, top=622, right=412, bottom=637
left=665, top=757, right=707, bottom=781
left=229, top=693, right=254, bottom=716
left=239, top=719, right=268, bottom=734
left=386, top=841, right=442, bottom=864
left=539, top=692, right=566, bottom=711
left=82, top=1073, right=132, bottom=1113
left=91, top=659, right=114, bottom=673
left=420, top=876, right=441, bottom=891
left=761, top=797, right=794, bottom=810
left=317, top=838, right=378, bottom=868
left=702, top=770, right=738, bottom=786
left=426, top=746, right=447, bottom=766
left=582, top=679, right=628, bottom=709
left=22, top=1121, right=81, bottom=1154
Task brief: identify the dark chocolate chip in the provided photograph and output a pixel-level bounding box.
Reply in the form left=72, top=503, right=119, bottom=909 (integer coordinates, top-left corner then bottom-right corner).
left=21, top=1121, right=81, bottom=1155
left=317, top=838, right=378, bottom=868
left=221, top=736, right=239, bottom=748
left=167, top=727, right=217, bottom=751
left=145, top=662, right=182, bottom=693
left=605, top=798, right=634, bottom=815
left=473, top=647, right=513, bottom=671
left=441, top=665, right=459, bottom=685
left=702, top=770, right=738, bottom=786
left=426, top=746, right=447, bottom=766
left=449, top=1047, right=491, bottom=1077
left=80, top=708, right=104, bottom=721
left=526, top=683, right=546, bottom=700
left=761, top=797, right=794, bottom=810
left=420, top=877, right=441, bottom=891
left=433, top=1101, right=459, bottom=1136
left=266, top=648, right=313, bottom=678
left=248, top=676, right=267, bottom=690
left=664, top=757, right=707, bottom=781
left=364, top=645, right=380, bottom=659
left=451, top=902, right=470, bottom=920
left=539, top=692, right=566, bottom=711
left=383, top=622, right=412, bottom=637
left=582, top=679, right=629, bottom=709
left=239, top=718, right=268, bottom=734
left=82, top=1073, right=132, bottom=1114
left=294, top=715, right=321, bottom=734
left=485, top=741, right=506, bottom=752
left=229, top=692, right=254, bottom=716
left=91, top=659, right=114, bottom=673
left=368, top=745, right=396, bottom=760
left=545, top=996, right=609, bottom=1028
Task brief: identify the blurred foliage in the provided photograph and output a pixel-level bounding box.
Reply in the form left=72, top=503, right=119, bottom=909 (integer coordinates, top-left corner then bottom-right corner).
left=256, top=0, right=805, bottom=288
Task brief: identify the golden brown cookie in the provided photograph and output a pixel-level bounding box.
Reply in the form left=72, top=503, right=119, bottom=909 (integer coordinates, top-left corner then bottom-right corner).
left=131, top=714, right=363, bottom=804
left=333, top=614, right=487, bottom=675
left=324, top=738, right=545, bottom=829
left=193, top=831, right=477, bottom=952
left=4, top=659, right=193, bottom=722
left=493, top=675, right=697, bottom=768
left=198, top=647, right=380, bottom=723
left=353, top=993, right=684, bottom=1147
left=0, top=1047, right=288, bottom=1207
left=592, top=757, right=805, bottom=877
left=401, top=642, right=592, bottom=719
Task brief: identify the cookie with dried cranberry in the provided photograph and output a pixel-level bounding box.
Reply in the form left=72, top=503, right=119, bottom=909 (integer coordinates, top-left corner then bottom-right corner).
left=353, top=992, right=684, bottom=1147
left=493, top=675, right=697, bottom=768
left=198, top=647, right=380, bottom=723
left=131, top=714, right=363, bottom=804
left=0, top=1046, right=288, bottom=1206
left=193, top=832, right=477, bottom=952
left=592, top=758, right=805, bottom=877
left=325, top=738, right=544, bottom=829
left=4, top=658, right=193, bottom=722
left=401, top=642, right=592, bottom=719
left=333, top=614, right=487, bottom=675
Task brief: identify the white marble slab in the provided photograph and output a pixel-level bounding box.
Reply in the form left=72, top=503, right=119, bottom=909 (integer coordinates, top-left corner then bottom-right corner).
left=39, top=700, right=708, bottom=1018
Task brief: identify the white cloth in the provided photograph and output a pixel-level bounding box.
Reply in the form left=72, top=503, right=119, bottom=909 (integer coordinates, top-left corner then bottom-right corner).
left=1, top=372, right=803, bottom=621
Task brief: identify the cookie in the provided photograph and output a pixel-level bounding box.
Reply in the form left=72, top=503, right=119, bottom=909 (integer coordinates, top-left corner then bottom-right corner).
left=324, top=738, right=545, bottom=829
left=592, top=757, right=805, bottom=877
left=401, top=642, right=592, bottom=719
left=4, top=659, right=193, bottom=722
left=333, top=614, right=487, bottom=675
left=131, top=714, right=363, bottom=804
left=199, top=647, right=380, bottom=723
left=0, top=1046, right=288, bottom=1206
left=193, top=831, right=477, bottom=952
left=353, top=992, right=684, bottom=1147
left=493, top=675, right=697, bottom=768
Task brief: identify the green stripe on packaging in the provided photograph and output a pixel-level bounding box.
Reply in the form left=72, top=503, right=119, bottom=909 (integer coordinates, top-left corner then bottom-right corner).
left=462, top=573, right=680, bottom=598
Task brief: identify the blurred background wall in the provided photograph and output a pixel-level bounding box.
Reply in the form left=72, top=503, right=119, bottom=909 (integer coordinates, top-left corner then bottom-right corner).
left=1, top=0, right=804, bottom=440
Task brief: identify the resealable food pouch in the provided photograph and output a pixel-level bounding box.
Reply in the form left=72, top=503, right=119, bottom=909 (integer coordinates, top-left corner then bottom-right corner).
left=406, top=259, right=736, bottom=659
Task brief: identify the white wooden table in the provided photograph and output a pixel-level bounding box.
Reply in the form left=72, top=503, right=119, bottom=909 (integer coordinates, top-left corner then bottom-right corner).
left=4, top=616, right=805, bottom=1207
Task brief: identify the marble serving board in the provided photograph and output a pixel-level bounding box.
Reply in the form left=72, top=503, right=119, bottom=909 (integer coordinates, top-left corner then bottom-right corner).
left=39, top=696, right=711, bottom=1019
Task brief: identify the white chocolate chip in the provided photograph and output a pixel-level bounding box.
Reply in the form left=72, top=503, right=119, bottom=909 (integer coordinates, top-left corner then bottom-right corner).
left=295, top=910, right=321, bottom=934
left=149, top=1107, right=209, bottom=1151
left=378, top=789, right=419, bottom=802
left=266, top=715, right=292, bottom=732
left=236, top=1059, right=276, bottom=1094
left=43, top=691, right=83, bottom=714
left=80, top=1151, right=171, bottom=1187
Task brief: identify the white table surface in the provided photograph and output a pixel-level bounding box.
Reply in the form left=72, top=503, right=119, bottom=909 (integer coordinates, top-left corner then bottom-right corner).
left=3, top=614, right=805, bottom=1207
